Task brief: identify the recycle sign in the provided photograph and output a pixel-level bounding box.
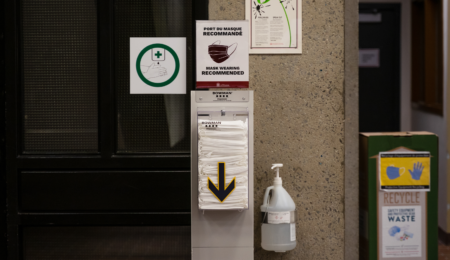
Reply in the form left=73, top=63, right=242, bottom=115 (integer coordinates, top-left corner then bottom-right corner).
left=136, top=43, right=180, bottom=88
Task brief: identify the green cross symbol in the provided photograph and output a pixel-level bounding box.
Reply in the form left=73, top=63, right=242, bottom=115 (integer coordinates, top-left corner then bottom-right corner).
left=155, top=51, right=162, bottom=58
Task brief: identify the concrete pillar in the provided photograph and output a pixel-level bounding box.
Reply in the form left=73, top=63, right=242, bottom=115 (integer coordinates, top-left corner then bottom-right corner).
left=208, top=0, right=358, bottom=259
left=344, top=0, right=359, bottom=259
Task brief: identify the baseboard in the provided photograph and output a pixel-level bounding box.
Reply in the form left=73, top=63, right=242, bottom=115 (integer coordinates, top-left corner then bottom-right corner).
left=439, top=227, right=450, bottom=245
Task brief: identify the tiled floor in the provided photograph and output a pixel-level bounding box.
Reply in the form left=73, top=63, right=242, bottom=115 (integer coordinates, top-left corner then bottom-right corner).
left=440, top=240, right=450, bottom=260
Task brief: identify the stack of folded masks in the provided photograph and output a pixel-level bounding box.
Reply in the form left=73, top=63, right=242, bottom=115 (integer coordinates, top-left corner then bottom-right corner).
left=198, top=119, right=249, bottom=210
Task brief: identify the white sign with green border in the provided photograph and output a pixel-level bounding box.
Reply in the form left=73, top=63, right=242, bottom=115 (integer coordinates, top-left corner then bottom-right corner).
left=130, top=38, right=186, bottom=94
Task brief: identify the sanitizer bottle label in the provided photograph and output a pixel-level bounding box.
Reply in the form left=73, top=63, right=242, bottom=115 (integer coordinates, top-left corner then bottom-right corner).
left=267, top=211, right=291, bottom=224
left=290, top=223, right=296, bottom=241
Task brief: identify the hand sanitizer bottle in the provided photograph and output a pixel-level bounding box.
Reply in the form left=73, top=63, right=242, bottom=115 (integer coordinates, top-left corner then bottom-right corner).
left=261, top=163, right=297, bottom=252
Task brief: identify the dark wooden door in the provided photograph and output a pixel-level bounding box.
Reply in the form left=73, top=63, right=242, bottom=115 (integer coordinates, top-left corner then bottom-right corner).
left=3, top=1, right=208, bottom=259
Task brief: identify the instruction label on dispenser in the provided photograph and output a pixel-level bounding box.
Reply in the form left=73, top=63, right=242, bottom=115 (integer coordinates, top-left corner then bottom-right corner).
left=195, top=90, right=249, bottom=103
left=268, top=211, right=290, bottom=224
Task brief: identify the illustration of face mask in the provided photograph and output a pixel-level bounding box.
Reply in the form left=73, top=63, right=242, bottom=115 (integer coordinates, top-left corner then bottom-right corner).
left=208, top=41, right=238, bottom=63
left=386, top=166, right=405, bottom=180
left=388, top=226, right=400, bottom=237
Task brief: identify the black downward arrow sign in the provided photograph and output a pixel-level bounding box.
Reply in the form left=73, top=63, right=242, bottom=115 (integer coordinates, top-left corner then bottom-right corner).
left=208, top=162, right=236, bottom=203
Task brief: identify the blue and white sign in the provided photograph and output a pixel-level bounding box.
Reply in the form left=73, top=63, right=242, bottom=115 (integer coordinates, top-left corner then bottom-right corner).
left=382, top=205, right=422, bottom=258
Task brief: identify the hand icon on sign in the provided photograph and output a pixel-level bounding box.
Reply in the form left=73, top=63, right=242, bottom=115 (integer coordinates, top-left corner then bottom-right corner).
left=408, top=162, right=424, bottom=180
left=141, top=63, right=167, bottom=79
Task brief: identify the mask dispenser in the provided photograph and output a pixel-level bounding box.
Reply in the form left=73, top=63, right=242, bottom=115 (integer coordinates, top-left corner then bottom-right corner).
left=191, top=91, right=254, bottom=260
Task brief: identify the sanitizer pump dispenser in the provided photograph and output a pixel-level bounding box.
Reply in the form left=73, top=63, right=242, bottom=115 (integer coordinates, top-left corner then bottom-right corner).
left=261, top=163, right=297, bottom=252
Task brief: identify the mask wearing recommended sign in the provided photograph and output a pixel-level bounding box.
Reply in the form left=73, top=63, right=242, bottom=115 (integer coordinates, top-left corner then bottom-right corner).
left=130, top=38, right=186, bottom=94
left=379, top=152, right=430, bottom=192
left=196, top=21, right=249, bottom=89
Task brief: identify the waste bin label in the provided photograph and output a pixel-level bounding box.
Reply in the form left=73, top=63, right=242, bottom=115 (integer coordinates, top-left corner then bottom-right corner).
left=379, top=152, right=430, bottom=191
left=382, top=206, right=422, bottom=258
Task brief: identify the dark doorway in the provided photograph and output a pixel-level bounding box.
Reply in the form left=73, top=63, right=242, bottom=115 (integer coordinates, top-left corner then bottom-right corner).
left=359, top=4, right=401, bottom=132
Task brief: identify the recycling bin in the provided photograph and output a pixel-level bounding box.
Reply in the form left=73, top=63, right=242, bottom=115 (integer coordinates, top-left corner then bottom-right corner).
left=359, top=132, right=438, bottom=260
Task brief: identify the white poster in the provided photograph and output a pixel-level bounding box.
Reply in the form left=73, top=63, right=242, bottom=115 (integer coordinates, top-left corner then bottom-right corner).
left=130, top=38, right=186, bottom=94
left=382, top=206, right=422, bottom=258
left=196, top=21, right=249, bottom=89
left=359, top=49, right=380, bottom=68
left=246, top=0, right=302, bottom=54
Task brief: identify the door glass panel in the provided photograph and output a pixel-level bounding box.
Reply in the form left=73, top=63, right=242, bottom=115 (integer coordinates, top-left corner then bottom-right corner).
left=23, top=226, right=190, bottom=260
left=21, top=0, right=98, bottom=154
left=115, top=0, right=192, bottom=153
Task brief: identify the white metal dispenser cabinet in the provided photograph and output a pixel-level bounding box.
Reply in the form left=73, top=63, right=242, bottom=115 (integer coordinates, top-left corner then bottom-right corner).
left=191, top=91, right=254, bottom=260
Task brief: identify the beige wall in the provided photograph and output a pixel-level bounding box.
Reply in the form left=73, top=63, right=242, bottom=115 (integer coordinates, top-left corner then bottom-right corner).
left=208, top=0, right=355, bottom=259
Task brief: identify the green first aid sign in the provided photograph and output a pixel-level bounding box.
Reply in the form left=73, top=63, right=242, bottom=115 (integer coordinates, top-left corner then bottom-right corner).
left=130, top=38, right=186, bottom=94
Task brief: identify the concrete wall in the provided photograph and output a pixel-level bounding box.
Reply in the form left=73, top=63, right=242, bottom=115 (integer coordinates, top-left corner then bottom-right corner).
left=209, top=0, right=352, bottom=259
